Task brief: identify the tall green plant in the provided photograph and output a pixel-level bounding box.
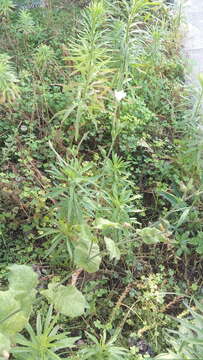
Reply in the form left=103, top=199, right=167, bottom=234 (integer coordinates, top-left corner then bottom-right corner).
left=110, top=0, right=157, bottom=90
left=34, top=44, right=55, bottom=75
left=100, top=153, right=140, bottom=243
left=58, top=0, right=112, bottom=140
left=17, top=9, right=35, bottom=34
left=0, top=0, right=15, bottom=20
left=42, top=147, right=138, bottom=270
left=0, top=54, right=20, bottom=104
left=43, top=144, right=102, bottom=273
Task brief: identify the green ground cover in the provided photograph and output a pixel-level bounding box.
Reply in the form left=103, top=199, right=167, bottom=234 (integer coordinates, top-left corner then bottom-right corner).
left=0, top=0, right=203, bottom=359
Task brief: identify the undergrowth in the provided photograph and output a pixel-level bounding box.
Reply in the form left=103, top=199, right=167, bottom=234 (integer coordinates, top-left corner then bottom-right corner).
left=0, top=0, right=203, bottom=359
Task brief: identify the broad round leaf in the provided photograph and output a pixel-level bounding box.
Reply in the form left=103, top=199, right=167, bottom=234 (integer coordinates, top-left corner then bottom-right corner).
left=7, top=265, right=38, bottom=292
left=137, top=227, right=166, bottom=244
left=41, top=284, right=86, bottom=318
left=54, top=285, right=86, bottom=317
left=0, top=291, right=27, bottom=337
left=74, top=241, right=101, bottom=273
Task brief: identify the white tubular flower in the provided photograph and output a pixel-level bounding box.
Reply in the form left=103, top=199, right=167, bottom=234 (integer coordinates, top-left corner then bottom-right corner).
left=114, top=90, right=126, bottom=102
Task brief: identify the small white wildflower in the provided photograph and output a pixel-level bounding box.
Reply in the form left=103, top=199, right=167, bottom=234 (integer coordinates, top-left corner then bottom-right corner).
left=114, top=90, right=126, bottom=102
left=20, top=125, right=27, bottom=132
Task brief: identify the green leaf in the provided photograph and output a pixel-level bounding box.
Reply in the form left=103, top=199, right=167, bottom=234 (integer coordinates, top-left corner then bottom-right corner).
left=0, top=291, right=27, bottom=338
left=94, top=218, right=121, bottom=230
left=137, top=227, right=167, bottom=245
left=155, top=353, right=181, bottom=360
left=176, top=207, right=191, bottom=228
left=0, top=265, right=38, bottom=350
left=74, top=240, right=101, bottom=273
left=41, top=284, right=86, bottom=318
left=53, top=336, right=80, bottom=350
left=180, top=337, right=203, bottom=345
left=7, top=265, right=38, bottom=292
left=188, top=232, right=203, bottom=254
left=7, top=265, right=38, bottom=315
left=104, top=237, right=120, bottom=261
left=40, top=283, right=56, bottom=304
left=159, top=191, right=186, bottom=208
left=53, top=284, right=86, bottom=318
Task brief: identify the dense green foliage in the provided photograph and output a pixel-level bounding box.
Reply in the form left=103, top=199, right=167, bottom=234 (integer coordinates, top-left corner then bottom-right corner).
left=0, top=0, right=203, bottom=358
left=156, top=300, right=203, bottom=360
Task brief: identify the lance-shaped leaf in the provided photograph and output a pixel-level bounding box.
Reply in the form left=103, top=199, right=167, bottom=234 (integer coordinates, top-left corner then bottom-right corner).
left=94, top=218, right=121, bottom=230
left=104, top=237, right=120, bottom=261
